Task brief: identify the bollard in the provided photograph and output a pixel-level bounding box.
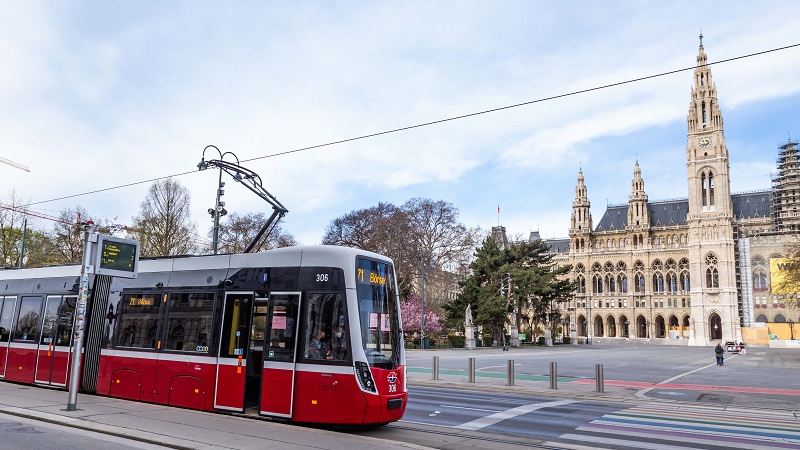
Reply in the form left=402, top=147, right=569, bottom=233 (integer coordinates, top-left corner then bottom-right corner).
left=432, top=356, right=439, bottom=380
left=507, top=359, right=515, bottom=386
left=468, top=357, right=476, bottom=383
left=549, top=361, right=557, bottom=389
left=595, top=363, right=604, bottom=393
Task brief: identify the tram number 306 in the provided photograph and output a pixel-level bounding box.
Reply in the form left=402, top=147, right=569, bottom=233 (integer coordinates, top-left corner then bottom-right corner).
left=388, top=384, right=396, bottom=393
left=316, top=273, right=329, bottom=282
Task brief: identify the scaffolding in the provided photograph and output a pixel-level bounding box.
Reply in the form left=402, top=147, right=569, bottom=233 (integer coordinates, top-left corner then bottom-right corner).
left=771, top=139, right=800, bottom=231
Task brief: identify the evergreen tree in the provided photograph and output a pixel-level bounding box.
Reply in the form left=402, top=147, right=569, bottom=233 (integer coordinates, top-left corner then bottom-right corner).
left=445, top=237, right=576, bottom=343
left=444, top=236, right=507, bottom=340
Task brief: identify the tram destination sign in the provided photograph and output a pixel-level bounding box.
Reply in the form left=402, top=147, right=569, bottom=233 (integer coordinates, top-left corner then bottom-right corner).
left=92, top=234, right=140, bottom=278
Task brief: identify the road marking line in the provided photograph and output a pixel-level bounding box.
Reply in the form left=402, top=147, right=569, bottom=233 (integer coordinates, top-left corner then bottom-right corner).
left=561, top=433, right=691, bottom=450
left=634, top=355, right=738, bottom=399
left=453, top=399, right=576, bottom=431
left=441, top=405, right=502, bottom=413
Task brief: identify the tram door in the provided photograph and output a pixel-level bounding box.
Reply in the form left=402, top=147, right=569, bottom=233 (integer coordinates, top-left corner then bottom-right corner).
left=214, top=292, right=254, bottom=412
left=34, top=296, right=75, bottom=386
left=0, top=296, right=17, bottom=378
left=260, top=292, right=301, bottom=418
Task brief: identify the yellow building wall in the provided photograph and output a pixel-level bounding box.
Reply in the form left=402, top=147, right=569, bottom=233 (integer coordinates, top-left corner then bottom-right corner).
left=766, top=323, right=800, bottom=340
left=741, top=327, right=770, bottom=345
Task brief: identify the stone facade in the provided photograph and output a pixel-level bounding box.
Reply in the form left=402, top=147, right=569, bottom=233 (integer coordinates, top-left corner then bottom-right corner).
left=540, top=38, right=800, bottom=346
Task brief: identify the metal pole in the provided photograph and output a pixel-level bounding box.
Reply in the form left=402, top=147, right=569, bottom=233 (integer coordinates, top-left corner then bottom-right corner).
left=468, top=357, right=476, bottom=383
left=67, top=221, right=95, bottom=411
left=420, top=261, right=425, bottom=350
left=17, top=217, right=27, bottom=268
left=432, top=356, right=439, bottom=380
left=507, top=359, right=515, bottom=386
left=212, top=167, right=223, bottom=255
left=595, top=364, right=604, bottom=393
left=549, top=361, right=557, bottom=389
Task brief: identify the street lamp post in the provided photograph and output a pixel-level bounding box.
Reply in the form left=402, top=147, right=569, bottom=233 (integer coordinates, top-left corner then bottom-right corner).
left=646, top=320, right=652, bottom=340
left=586, top=294, right=591, bottom=345
left=789, top=319, right=795, bottom=340
left=420, top=260, right=425, bottom=350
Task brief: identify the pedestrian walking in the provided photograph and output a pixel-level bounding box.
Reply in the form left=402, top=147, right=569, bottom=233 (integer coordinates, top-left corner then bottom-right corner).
left=714, top=343, right=724, bottom=366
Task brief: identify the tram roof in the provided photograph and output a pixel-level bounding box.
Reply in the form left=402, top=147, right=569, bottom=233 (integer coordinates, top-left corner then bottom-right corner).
left=0, top=245, right=393, bottom=282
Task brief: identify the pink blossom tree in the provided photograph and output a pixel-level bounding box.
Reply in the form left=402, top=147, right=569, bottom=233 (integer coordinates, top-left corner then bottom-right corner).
left=401, top=293, right=442, bottom=335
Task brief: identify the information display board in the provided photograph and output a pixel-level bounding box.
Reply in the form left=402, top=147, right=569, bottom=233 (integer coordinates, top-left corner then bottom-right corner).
left=93, top=235, right=140, bottom=278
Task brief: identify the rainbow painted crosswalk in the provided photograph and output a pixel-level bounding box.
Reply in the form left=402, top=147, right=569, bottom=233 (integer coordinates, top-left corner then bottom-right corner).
left=560, top=404, right=800, bottom=449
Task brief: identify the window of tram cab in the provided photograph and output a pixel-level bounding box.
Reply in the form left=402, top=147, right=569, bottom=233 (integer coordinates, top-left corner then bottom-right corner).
left=355, top=258, right=401, bottom=369
left=302, top=293, right=348, bottom=363
left=116, top=293, right=160, bottom=349
left=165, top=292, right=214, bottom=353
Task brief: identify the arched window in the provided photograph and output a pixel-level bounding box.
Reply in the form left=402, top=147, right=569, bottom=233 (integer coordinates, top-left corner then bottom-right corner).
left=701, top=172, right=707, bottom=206
left=753, top=269, right=768, bottom=290
left=576, top=275, right=585, bottom=293
left=705, top=253, right=719, bottom=288
left=594, top=275, right=603, bottom=294
left=702, top=101, right=707, bottom=124
left=667, top=272, right=678, bottom=292
left=681, top=271, right=691, bottom=291
left=635, top=273, right=645, bottom=293
left=709, top=174, right=715, bottom=206
left=618, top=274, right=628, bottom=293
left=653, top=273, right=664, bottom=292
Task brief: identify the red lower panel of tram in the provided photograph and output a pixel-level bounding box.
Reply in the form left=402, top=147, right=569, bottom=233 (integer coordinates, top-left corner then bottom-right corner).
left=5, top=345, right=37, bottom=383
left=97, top=352, right=218, bottom=411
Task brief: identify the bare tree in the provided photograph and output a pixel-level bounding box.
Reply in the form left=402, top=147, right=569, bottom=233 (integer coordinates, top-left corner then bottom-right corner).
left=322, top=198, right=480, bottom=308
left=403, top=198, right=481, bottom=311
left=131, top=179, right=197, bottom=257
left=214, top=212, right=297, bottom=254
left=0, top=190, right=30, bottom=267
left=46, top=206, right=123, bottom=265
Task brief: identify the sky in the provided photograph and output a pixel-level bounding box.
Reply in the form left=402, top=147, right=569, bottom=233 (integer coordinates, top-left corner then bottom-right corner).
left=2, top=1, right=800, bottom=248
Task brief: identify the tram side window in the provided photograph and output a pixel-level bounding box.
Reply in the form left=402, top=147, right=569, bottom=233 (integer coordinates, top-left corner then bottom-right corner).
left=14, top=296, right=43, bottom=342
left=0, top=297, right=15, bottom=342
left=303, top=293, right=347, bottom=362
left=117, top=294, right=160, bottom=349
left=165, top=292, right=214, bottom=352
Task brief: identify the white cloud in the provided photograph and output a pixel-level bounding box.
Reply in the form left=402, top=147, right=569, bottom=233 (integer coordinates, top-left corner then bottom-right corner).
left=2, top=1, right=799, bottom=247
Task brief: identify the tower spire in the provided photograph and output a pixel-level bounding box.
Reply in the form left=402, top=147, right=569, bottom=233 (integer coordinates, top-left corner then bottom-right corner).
left=569, top=169, right=592, bottom=251
left=627, top=161, right=649, bottom=230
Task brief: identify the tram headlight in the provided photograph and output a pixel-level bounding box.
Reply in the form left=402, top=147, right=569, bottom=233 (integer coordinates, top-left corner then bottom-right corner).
left=355, top=361, right=377, bottom=393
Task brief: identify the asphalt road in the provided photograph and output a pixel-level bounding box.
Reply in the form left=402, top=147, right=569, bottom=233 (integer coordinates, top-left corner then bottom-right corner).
left=353, top=385, right=800, bottom=450
left=0, top=412, right=166, bottom=450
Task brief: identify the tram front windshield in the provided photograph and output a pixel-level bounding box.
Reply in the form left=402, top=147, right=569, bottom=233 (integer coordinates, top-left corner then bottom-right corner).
left=356, top=258, right=401, bottom=369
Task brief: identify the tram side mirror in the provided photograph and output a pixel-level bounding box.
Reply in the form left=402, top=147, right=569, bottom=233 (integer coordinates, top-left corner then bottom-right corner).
left=225, top=279, right=234, bottom=286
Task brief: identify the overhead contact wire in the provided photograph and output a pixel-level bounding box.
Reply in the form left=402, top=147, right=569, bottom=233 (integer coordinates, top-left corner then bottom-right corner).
left=24, top=43, right=800, bottom=208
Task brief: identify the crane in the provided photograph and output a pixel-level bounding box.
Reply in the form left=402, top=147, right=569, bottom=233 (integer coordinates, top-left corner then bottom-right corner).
left=0, top=156, right=30, bottom=172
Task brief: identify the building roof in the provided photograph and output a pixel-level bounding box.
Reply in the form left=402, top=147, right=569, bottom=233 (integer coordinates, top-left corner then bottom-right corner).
left=545, top=238, right=570, bottom=254
left=593, top=191, right=773, bottom=231
left=732, top=191, right=771, bottom=220
left=595, top=199, right=689, bottom=231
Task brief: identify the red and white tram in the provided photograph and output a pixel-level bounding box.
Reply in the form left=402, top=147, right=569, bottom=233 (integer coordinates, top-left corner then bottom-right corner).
left=0, top=245, right=406, bottom=425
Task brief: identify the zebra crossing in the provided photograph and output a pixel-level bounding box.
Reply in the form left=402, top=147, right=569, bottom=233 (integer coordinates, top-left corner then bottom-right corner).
left=559, top=403, right=800, bottom=449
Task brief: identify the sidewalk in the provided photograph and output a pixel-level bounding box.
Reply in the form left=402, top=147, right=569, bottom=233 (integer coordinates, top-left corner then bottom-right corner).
left=0, top=382, right=422, bottom=450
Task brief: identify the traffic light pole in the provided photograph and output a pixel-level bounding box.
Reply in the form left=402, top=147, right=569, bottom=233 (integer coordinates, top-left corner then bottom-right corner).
left=67, top=221, right=94, bottom=411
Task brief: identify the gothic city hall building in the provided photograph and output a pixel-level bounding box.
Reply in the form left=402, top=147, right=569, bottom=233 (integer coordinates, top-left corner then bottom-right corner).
left=543, top=39, right=800, bottom=347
